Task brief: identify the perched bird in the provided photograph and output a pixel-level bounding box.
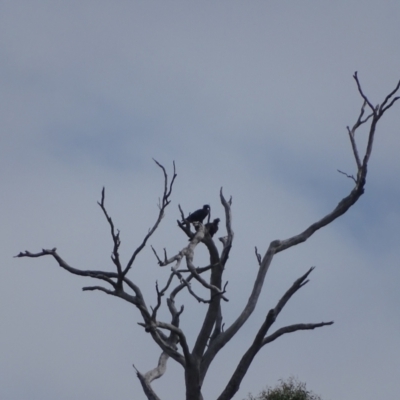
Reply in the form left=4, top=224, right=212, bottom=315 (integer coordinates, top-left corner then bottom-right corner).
left=185, top=205, right=210, bottom=223
left=205, top=218, right=220, bottom=237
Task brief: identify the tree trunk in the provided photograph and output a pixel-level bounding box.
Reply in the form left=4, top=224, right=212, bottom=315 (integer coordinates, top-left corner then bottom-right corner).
left=185, top=365, right=203, bottom=400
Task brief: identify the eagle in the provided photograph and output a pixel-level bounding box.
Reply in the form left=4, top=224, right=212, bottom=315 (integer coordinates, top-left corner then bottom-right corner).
left=205, top=218, right=220, bottom=237
left=185, top=205, right=210, bottom=223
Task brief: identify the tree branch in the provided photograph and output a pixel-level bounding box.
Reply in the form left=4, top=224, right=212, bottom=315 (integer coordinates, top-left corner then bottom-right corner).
left=346, top=100, right=373, bottom=170
left=216, top=268, right=330, bottom=400
left=82, top=285, right=115, bottom=295
left=97, top=187, right=123, bottom=284
left=262, top=321, right=334, bottom=346
left=137, top=321, right=186, bottom=367
left=353, top=71, right=376, bottom=112
left=16, top=249, right=118, bottom=289
left=15, top=249, right=146, bottom=301
left=133, top=364, right=162, bottom=400
left=254, top=246, right=262, bottom=267
left=219, top=188, right=234, bottom=266
left=213, top=75, right=400, bottom=353
left=122, top=160, right=176, bottom=277
left=380, top=79, right=400, bottom=112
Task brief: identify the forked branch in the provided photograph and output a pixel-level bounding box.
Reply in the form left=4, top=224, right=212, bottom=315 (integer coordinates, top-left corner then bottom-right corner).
left=216, top=268, right=332, bottom=400
left=203, top=74, right=400, bottom=380
left=98, top=187, right=123, bottom=280
left=122, top=160, right=177, bottom=277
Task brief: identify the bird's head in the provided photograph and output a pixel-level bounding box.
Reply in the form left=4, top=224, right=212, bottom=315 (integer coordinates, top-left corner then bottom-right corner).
left=203, top=205, right=210, bottom=211
left=214, top=218, right=220, bottom=224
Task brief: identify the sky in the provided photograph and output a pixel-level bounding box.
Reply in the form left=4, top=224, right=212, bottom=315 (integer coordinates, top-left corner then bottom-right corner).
left=1, top=1, right=400, bottom=399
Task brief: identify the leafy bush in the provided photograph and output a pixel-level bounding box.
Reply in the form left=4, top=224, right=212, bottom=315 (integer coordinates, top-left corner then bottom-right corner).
left=244, top=377, right=323, bottom=400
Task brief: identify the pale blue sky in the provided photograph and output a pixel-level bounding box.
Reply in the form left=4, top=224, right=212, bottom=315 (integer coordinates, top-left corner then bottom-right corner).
left=1, top=2, right=400, bottom=399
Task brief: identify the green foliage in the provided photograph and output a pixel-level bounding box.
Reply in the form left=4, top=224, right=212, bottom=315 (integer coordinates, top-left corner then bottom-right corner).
left=244, top=377, right=323, bottom=400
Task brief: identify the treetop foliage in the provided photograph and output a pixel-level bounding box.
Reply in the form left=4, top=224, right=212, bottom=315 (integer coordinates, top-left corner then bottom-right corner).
left=244, top=377, right=323, bottom=400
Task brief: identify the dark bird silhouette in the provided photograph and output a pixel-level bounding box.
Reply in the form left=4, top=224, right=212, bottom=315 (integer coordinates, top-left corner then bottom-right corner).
left=185, top=205, right=210, bottom=223
left=206, top=218, right=220, bottom=237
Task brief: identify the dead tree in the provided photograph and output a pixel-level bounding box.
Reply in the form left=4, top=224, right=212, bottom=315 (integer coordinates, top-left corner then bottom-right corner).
left=16, top=73, right=399, bottom=400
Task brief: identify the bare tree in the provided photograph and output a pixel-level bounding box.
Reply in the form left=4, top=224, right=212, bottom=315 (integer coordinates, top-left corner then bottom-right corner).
left=16, top=73, right=399, bottom=400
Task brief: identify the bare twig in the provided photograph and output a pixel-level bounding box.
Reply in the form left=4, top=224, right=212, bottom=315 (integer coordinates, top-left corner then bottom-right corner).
left=153, top=159, right=177, bottom=203
left=346, top=100, right=373, bottom=170
left=177, top=219, right=193, bottom=239
left=254, top=246, right=262, bottom=266
left=337, top=169, right=357, bottom=183
left=97, top=187, right=123, bottom=282
left=178, top=204, right=186, bottom=221
left=353, top=71, right=376, bottom=112
left=82, top=285, right=115, bottom=295
left=122, top=160, right=176, bottom=277
left=379, top=79, right=400, bottom=113
left=151, top=245, right=163, bottom=265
